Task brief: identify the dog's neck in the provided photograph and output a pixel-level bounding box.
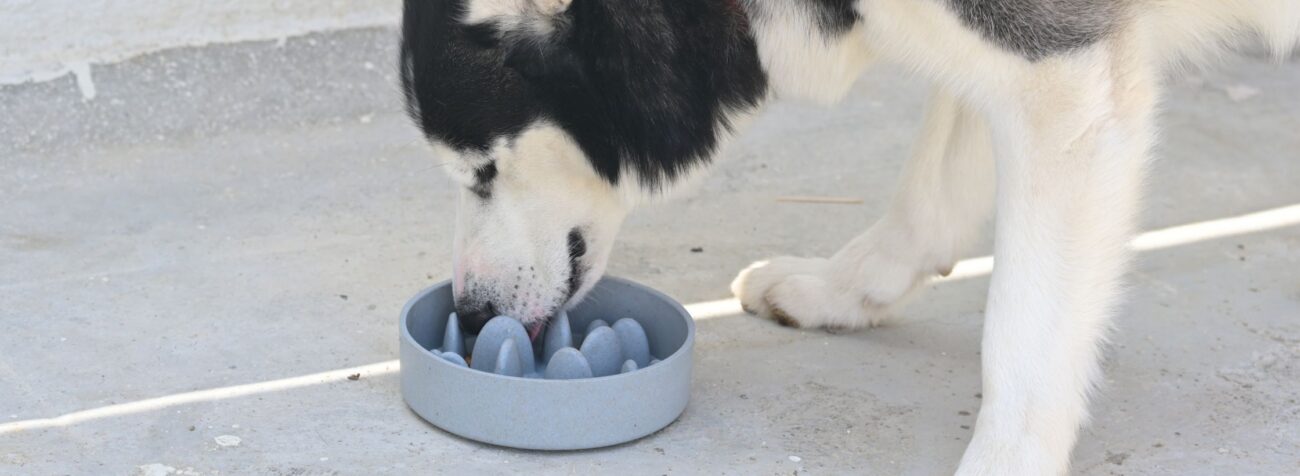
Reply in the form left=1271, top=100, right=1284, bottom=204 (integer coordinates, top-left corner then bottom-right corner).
left=738, top=0, right=876, bottom=104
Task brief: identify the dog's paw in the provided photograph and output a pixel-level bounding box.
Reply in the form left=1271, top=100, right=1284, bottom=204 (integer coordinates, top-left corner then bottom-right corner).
left=731, top=257, right=824, bottom=323
left=731, top=257, right=886, bottom=330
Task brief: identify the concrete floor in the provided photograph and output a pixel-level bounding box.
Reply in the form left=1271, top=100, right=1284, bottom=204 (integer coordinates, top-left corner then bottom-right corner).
left=2, top=28, right=1298, bottom=475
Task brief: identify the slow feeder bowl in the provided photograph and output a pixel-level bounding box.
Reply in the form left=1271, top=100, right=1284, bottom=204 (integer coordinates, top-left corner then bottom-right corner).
left=399, top=276, right=695, bottom=450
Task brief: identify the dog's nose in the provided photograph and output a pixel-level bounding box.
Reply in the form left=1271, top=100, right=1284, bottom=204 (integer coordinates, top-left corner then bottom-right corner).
left=455, top=299, right=548, bottom=341
left=454, top=299, right=497, bottom=335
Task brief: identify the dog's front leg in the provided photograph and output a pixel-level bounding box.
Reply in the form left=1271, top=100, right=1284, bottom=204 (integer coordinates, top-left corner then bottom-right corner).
left=732, top=88, right=994, bottom=329
left=957, top=46, right=1156, bottom=475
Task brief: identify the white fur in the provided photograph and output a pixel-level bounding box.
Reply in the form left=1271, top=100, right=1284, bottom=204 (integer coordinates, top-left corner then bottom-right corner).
left=444, top=122, right=630, bottom=326
left=463, top=0, right=571, bottom=35
left=447, top=110, right=760, bottom=315
left=439, top=0, right=1298, bottom=471
left=733, top=0, right=1298, bottom=474
left=746, top=1, right=876, bottom=103
left=1144, top=0, right=1300, bottom=67
left=957, top=38, right=1156, bottom=475
left=732, top=88, right=995, bottom=328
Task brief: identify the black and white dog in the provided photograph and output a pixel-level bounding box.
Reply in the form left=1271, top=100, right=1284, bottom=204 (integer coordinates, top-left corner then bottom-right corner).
left=399, top=0, right=1298, bottom=472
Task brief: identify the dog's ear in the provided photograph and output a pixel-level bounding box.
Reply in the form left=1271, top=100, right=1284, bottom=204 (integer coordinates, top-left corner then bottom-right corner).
left=501, top=1, right=584, bottom=88
left=461, top=0, right=583, bottom=87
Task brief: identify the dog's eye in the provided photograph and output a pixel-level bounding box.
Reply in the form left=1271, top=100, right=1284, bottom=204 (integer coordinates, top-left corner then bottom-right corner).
left=467, top=161, right=497, bottom=200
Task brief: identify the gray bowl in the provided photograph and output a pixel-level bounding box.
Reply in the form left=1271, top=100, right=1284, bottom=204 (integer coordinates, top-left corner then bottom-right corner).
left=399, top=276, right=695, bottom=450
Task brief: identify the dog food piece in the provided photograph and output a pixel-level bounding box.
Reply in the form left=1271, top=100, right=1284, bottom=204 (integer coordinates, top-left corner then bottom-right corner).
left=580, top=326, right=622, bottom=377
left=584, top=319, right=609, bottom=341
left=493, top=339, right=524, bottom=377
left=612, top=318, right=651, bottom=367
left=542, top=311, right=573, bottom=364
left=620, top=359, right=638, bottom=373
left=544, top=348, right=593, bottom=380
left=442, top=312, right=464, bottom=355
left=440, top=351, right=468, bottom=367
left=471, top=316, right=535, bottom=375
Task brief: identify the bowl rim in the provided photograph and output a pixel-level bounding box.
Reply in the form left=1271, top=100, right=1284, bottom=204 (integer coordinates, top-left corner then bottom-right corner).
left=400, top=276, right=696, bottom=384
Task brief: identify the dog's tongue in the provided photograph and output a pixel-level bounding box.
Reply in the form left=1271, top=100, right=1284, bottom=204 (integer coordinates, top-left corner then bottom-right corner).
left=526, top=320, right=545, bottom=342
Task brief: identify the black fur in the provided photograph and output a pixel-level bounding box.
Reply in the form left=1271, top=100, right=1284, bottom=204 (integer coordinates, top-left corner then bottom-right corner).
left=400, top=0, right=768, bottom=191
left=947, top=0, right=1120, bottom=61
left=400, top=0, right=541, bottom=152
left=566, top=228, right=587, bottom=300
left=740, top=0, right=862, bottom=42
left=453, top=286, right=497, bottom=334
left=469, top=161, right=496, bottom=199
left=803, top=0, right=862, bottom=37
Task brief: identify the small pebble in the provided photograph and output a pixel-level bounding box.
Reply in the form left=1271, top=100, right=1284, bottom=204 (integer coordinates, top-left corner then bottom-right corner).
left=1223, top=84, right=1260, bottom=102
left=137, top=464, right=176, bottom=476
left=214, top=435, right=241, bottom=447
left=789, top=455, right=802, bottom=463
left=621, top=359, right=638, bottom=373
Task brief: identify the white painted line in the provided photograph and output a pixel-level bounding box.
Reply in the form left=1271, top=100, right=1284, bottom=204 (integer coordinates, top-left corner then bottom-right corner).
left=0, top=360, right=398, bottom=435
left=4, top=204, right=1297, bottom=434
left=1129, top=203, right=1300, bottom=250
left=692, top=203, right=1300, bottom=319
left=684, top=298, right=746, bottom=321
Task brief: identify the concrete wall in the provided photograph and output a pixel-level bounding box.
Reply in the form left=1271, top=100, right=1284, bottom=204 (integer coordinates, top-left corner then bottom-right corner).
left=0, top=0, right=399, bottom=85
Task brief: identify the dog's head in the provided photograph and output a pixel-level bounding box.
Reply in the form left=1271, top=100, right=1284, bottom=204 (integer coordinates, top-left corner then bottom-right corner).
left=400, top=0, right=766, bottom=335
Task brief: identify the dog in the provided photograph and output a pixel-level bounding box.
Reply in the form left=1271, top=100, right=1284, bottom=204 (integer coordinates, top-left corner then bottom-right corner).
left=398, top=0, right=1299, bottom=472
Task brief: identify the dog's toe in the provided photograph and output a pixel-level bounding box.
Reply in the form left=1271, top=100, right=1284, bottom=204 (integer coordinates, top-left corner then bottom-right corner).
left=731, top=256, right=827, bottom=321
left=767, top=303, right=803, bottom=328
